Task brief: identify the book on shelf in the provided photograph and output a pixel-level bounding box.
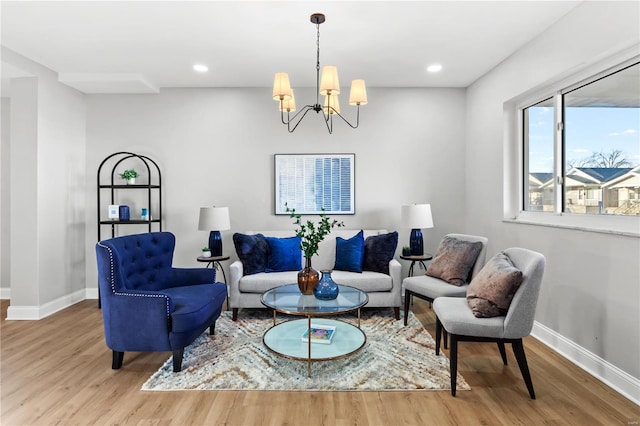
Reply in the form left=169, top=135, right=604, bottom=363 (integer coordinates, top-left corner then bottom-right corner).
left=301, top=324, right=336, bottom=345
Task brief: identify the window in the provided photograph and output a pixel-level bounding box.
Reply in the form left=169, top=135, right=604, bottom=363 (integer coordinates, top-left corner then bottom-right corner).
left=523, top=61, right=640, bottom=217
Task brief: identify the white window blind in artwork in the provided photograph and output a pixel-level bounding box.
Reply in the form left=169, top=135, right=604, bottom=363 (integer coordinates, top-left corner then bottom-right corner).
left=275, top=154, right=355, bottom=215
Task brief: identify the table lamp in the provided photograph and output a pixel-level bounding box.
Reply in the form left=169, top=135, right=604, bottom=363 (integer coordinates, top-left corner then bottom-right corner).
left=198, top=206, right=231, bottom=257
left=401, top=204, right=434, bottom=256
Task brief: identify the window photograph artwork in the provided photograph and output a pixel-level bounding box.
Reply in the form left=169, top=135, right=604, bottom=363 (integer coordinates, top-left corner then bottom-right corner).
left=275, top=154, right=355, bottom=215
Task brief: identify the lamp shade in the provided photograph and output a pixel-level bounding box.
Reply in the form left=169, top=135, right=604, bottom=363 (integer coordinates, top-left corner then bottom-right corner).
left=272, top=72, right=293, bottom=101
left=323, top=93, right=341, bottom=115
left=198, top=206, right=231, bottom=231
left=320, top=65, right=340, bottom=95
left=349, top=79, right=368, bottom=105
left=279, top=90, right=296, bottom=112
left=401, top=204, right=434, bottom=229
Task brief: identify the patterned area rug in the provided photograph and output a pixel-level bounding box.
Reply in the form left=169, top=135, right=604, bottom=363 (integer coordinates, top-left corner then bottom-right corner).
left=141, top=309, right=470, bottom=391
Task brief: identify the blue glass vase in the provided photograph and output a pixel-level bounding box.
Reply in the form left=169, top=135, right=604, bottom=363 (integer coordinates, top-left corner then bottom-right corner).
left=314, top=270, right=339, bottom=300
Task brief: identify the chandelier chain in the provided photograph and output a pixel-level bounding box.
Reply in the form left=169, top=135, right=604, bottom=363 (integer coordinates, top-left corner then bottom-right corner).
left=315, top=22, right=321, bottom=107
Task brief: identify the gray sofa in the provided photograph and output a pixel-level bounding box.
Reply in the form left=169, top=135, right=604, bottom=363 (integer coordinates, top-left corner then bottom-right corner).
left=229, top=229, right=401, bottom=320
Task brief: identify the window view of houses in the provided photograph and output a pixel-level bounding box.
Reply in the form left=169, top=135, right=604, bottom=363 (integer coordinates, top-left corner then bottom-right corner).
left=525, top=62, right=640, bottom=216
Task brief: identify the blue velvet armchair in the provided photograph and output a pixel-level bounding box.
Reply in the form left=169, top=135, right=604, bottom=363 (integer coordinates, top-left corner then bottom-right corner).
left=96, top=232, right=227, bottom=372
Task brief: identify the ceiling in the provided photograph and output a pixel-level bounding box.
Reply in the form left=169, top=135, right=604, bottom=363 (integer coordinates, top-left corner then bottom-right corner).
left=1, top=1, right=582, bottom=95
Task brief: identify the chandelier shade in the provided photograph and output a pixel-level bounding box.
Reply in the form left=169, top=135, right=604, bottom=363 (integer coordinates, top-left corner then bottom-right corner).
left=320, top=66, right=340, bottom=95
left=323, top=93, right=340, bottom=115
left=272, top=72, right=293, bottom=101
left=272, top=13, right=366, bottom=134
left=349, top=79, right=368, bottom=105
left=279, top=90, right=296, bottom=112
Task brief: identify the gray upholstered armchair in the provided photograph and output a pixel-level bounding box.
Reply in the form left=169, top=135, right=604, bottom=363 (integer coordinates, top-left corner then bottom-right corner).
left=403, top=233, right=489, bottom=326
left=433, top=247, right=546, bottom=398
left=95, top=232, right=227, bottom=372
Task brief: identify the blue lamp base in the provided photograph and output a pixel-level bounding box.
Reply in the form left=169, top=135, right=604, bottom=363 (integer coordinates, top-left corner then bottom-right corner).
left=409, top=228, right=423, bottom=256
left=208, top=231, right=223, bottom=257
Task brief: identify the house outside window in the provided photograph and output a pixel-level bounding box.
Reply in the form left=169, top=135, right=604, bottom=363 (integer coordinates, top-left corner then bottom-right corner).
left=523, top=61, right=640, bottom=217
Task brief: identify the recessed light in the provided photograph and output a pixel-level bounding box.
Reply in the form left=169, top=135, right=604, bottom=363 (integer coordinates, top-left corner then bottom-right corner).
left=427, top=64, right=443, bottom=73
left=193, top=64, right=209, bottom=73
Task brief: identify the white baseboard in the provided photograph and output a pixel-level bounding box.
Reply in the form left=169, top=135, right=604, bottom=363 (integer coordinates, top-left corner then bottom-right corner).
left=85, top=287, right=99, bottom=299
left=532, top=320, right=640, bottom=406
left=6, top=289, right=87, bottom=320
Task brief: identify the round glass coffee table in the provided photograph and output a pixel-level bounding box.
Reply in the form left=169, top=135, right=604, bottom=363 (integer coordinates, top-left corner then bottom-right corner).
left=261, top=283, right=368, bottom=377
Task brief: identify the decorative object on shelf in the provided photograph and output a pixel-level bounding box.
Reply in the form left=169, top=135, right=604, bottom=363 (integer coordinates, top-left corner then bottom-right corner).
left=401, top=204, right=434, bottom=256
left=201, top=247, right=212, bottom=258
left=286, top=203, right=344, bottom=295
left=108, top=205, right=120, bottom=219
left=141, top=208, right=149, bottom=220
left=198, top=206, right=231, bottom=257
left=118, top=205, right=130, bottom=221
left=119, top=169, right=139, bottom=185
left=402, top=246, right=412, bottom=256
left=272, top=13, right=367, bottom=134
left=314, top=270, right=339, bottom=300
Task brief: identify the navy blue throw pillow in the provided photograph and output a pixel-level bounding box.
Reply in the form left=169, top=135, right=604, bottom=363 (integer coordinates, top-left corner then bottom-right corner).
left=265, top=236, right=302, bottom=272
left=363, top=231, right=398, bottom=274
left=233, top=233, right=269, bottom=275
left=334, top=230, right=365, bottom=273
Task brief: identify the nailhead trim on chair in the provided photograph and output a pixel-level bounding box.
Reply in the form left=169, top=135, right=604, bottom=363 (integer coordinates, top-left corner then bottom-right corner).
left=97, top=241, right=171, bottom=326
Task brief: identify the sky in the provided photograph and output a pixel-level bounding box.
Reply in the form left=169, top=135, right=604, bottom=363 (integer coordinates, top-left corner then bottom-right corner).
left=527, top=106, right=640, bottom=172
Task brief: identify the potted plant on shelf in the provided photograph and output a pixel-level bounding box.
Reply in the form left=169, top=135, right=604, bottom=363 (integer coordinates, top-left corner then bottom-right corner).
left=286, top=203, right=344, bottom=295
left=119, top=169, right=139, bottom=185
left=402, top=246, right=412, bottom=256
left=201, top=247, right=211, bottom=258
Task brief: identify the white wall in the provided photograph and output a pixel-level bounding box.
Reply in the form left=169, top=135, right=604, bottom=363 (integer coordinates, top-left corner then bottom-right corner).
left=2, top=48, right=87, bottom=318
left=464, top=0, right=640, bottom=390
left=84, top=87, right=467, bottom=291
left=0, top=97, right=10, bottom=297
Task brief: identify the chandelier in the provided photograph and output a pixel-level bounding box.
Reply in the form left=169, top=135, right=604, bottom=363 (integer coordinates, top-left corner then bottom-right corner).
left=272, top=13, right=367, bottom=134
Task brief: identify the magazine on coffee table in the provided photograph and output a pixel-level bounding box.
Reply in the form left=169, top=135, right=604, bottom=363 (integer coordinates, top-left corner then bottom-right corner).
left=301, top=324, right=336, bottom=344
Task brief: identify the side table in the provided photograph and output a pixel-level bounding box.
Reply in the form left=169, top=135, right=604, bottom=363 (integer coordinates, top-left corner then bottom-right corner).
left=400, top=253, right=433, bottom=308
left=197, top=255, right=230, bottom=308
left=400, top=253, right=433, bottom=277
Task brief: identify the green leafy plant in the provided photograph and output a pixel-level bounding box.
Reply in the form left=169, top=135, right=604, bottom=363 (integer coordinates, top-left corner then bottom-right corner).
left=119, top=169, right=139, bottom=180
left=202, top=247, right=210, bottom=252
left=285, top=203, right=344, bottom=259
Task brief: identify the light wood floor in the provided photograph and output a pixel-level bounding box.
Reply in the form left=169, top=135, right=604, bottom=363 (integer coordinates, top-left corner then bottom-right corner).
left=1, top=299, right=638, bottom=425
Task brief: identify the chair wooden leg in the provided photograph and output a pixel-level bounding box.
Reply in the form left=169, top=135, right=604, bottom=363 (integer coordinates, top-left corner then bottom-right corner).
left=393, top=307, right=400, bottom=320
left=444, top=329, right=448, bottom=349
left=450, top=334, right=458, bottom=397
left=435, top=317, right=442, bottom=355
left=497, top=341, right=508, bottom=365
left=112, top=350, right=124, bottom=369
left=512, top=339, right=536, bottom=399
left=172, top=349, right=184, bottom=372
left=403, top=292, right=411, bottom=325
left=209, top=323, right=216, bottom=335
left=232, top=308, right=239, bottom=322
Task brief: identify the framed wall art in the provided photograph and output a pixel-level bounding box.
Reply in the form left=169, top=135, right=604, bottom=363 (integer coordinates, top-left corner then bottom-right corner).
left=274, top=153, right=355, bottom=215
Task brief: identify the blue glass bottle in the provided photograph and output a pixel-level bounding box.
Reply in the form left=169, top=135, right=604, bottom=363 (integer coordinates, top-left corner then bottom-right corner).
left=314, top=270, right=339, bottom=300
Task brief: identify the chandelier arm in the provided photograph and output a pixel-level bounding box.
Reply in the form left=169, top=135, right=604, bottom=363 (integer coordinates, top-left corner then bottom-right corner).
left=327, top=105, right=361, bottom=129
left=321, top=109, right=333, bottom=134
left=280, top=104, right=315, bottom=125
left=287, top=106, right=317, bottom=133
